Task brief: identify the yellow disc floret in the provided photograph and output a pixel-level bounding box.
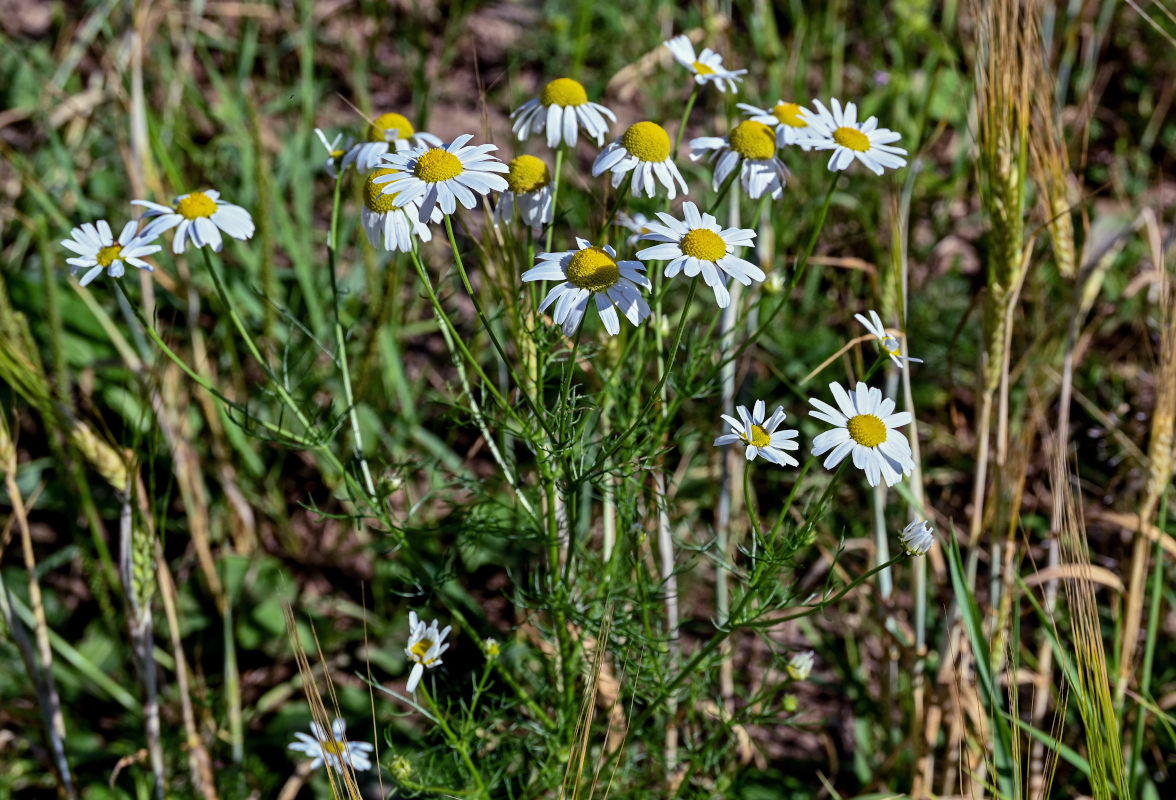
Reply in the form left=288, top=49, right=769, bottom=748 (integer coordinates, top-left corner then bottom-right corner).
left=621, top=122, right=671, bottom=163
left=96, top=244, right=123, bottom=267
left=692, top=60, right=715, bottom=76
left=566, top=247, right=620, bottom=292
left=364, top=169, right=402, bottom=212
left=414, top=148, right=464, bottom=182
left=506, top=155, right=550, bottom=194
left=679, top=228, right=727, bottom=262
left=320, top=739, right=344, bottom=756
left=847, top=414, right=887, bottom=447
left=541, top=77, right=588, bottom=107
left=729, top=120, right=777, bottom=160
left=833, top=126, right=871, bottom=152
left=773, top=102, right=807, bottom=127
left=747, top=424, right=771, bottom=448
left=367, top=112, right=415, bottom=143
left=176, top=191, right=217, bottom=220
left=411, top=637, right=435, bottom=663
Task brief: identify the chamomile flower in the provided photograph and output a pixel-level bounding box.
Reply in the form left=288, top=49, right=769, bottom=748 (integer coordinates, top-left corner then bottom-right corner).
left=133, top=190, right=254, bottom=254
left=809, top=381, right=914, bottom=488
left=636, top=201, right=762, bottom=308
left=494, top=155, right=554, bottom=233
left=523, top=237, right=651, bottom=337
left=510, top=77, right=616, bottom=149
left=900, top=519, right=935, bottom=557
left=375, top=135, right=510, bottom=223
left=314, top=128, right=351, bottom=178
left=61, top=220, right=160, bottom=287
left=593, top=121, right=688, bottom=199
left=736, top=100, right=813, bottom=149
left=664, top=35, right=746, bottom=93
left=854, top=309, right=923, bottom=368
left=405, top=611, right=452, bottom=694
left=713, top=400, right=800, bottom=467
left=803, top=98, right=908, bottom=175
left=361, top=169, right=439, bottom=252
left=690, top=120, right=790, bottom=199
left=787, top=651, right=815, bottom=681
left=341, top=112, right=442, bottom=173
left=288, top=718, right=374, bottom=773
left=615, top=211, right=655, bottom=248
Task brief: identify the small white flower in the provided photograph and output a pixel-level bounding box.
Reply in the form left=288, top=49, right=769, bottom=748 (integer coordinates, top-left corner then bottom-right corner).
left=361, top=169, right=439, bottom=252
left=288, top=718, right=374, bottom=772
left=714, top=400, right=800, bottom=467
left=614, top=211, right=655, bottom=248
left=494, top=155, right=554, bottom=233
left=786, top=650, right=815, bottom=681
left=61, top=220, right=160, bottom=287
left=523, top=238, right=651, bottom=337
left=637, top=201, right=762, bottom=308
left=854, top=309, right=923, bottom=368
left=341, top=112, right=442, bottom=173
left=405, top=611, right=452, bottom=694
left=664, top=35, right=746, bottom=93
left=133, top=190, right=254, bottom=254
left=809, top=381, right=914, bottom=488
left=314, top=128, right=351, bottom=178
left=736, top=100, right=813, bottom=149
left=803, top=98, right=908, bottom=175
left=375, top=134, right=509, bottom=223
left=690, top=120, right=790, bottom=200
left=510, top=77, right=616, bottom=149
left=900, top=520, right=934, bottom=556
left=592, top=121, right=688, bottom=199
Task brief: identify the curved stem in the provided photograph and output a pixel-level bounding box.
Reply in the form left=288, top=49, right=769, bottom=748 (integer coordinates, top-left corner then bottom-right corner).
left=544, top=146, right=566, bottom=253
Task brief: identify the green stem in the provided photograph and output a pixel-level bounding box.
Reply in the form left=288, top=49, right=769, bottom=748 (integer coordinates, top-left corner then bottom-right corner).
left=557, top=324, right=584, bottom=446
left=1130, top=492, right=1168, bottom=797
left=670, top=88, right=699, bottom=182
left=420, top=686, right=487, bottom=798
left=544, top=146, right=566, bottom=253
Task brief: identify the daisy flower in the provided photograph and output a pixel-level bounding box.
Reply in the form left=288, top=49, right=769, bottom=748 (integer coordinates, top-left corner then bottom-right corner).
left=288, top=718, right=374, bottom=772
left=522, top=237, right=651, bottom=337
left=375, top=134, right=509, bottom=223
left=854, top=309, right=923, bottom=368
left=736, top=100, right=813, bottom=149
left=361, top=169, right=439, bottom=252
left=615, top=211, right=655, bottom=248
left=808, top=381, right=914, bottom=488
left=713, top=400, right=800, bottom=467
left=341, top=112, right=442, bottom=173
left=786, top=650, right=815, bottom=681
left=510, top=77, right=616, bottom=149
left=62, top=220, right=160, bottom=287
left=133, top=190, right=254, bottom=254
left=314, top=128, right=351, bottom=179
left=493, top=155, right=554, bottom=233
left=663, top=35, right=746, bottom=93
left=900, top=519, right=935, bottom=556
left=592, top=121, right=688, bottom=199
left=690, top=120, right=790, bottom=200
left=405, top=611, right=452, bottom=694
left=636, top=201, right=762, bottom=308
left=803, top=98, right=908, bottom=175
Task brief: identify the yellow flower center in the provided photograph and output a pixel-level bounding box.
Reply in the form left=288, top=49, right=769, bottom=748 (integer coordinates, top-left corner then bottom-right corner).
left=679, top=228, right=727, bottom=262
left=411, top=637, right=435, bottom=662
left=176, top=191, right=217, bottom=220
left=364, top=168, right=402, bottom=212
left=621, top=121, right=671, bottom=162
left=414, top=148, right=464, bottom=183
left=367, top=112, right=415, bottom=143
left=772, top=102, right=807, bottom=128
left=540, top=77, right=588, bottom=107
left=330, top=148, right=345, bottom=159
left=96, top=243, right=123, bottom=267
left=882, top=335, right=902, bottom=356
left=692, top=60, right=715, bottom=76
left=320, top=739, right=345, bottom=757
left=506, top=155, right=550, bottom=194
left=847, top=414, right=887, bottom=447
left=566, top=247, right=620, bottom=292
left=833, top=126, right=871, bottom=152
left=728, top=120, right=777, bottom=160
left=747, top=424, right=771, bottom=448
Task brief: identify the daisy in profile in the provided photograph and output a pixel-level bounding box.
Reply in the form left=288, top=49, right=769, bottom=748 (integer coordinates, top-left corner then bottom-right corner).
left=314, top=128, right=351, bottom=179
left=690, top=120, right=790, bottom=199
left=736, top=100, right=813, bottom=149
left=713, top=400, right=800, bottom=467
left=803, top=98, right=907, bottom=175
left=854, top=309, right=923, bottom=368
left=808, top=381, right=914, bottom=488
left=361, top=169, right=439, bottom=252
left=375, top=134, right=509, bottom=223
left=62, top=219, right=160, bottom=287
left=664, top=35, right=746, bottom=93
left=522, top=238, right=651, bottom=336
left=494, top=155, right=554, bottom=233
left=341, top=112, right=442, bottom=173
left=900, top=519, right=935, bottom=556
left=786, top=650, right=815, bottom=681
left=636, top=201, right=762, bottom=308
left=288, top=718, right=374, bottom=773
left=510, top=77, right=616, bottom=149
left=592, top=121, right=688, bottom=199
left=405, top=611, right=452, bottom=694
left=133, top=190, right=254, bottom=254
left=615, top=211, right=654, bottom=248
